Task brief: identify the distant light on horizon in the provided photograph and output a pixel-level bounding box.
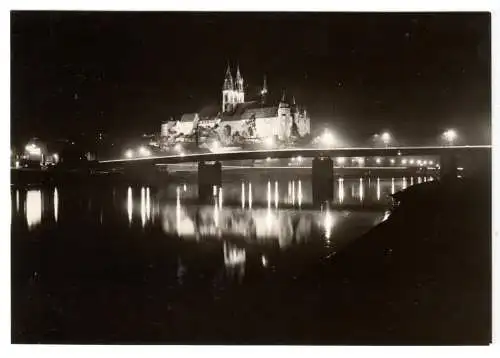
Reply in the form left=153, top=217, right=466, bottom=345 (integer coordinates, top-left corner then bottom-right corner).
left=320, top=130, right=335, bottom=147
left=125, top=149, right=134, bottom=158
left=443, top=129, right=458, bottom=145
left=138, top=146, right=151, bottom=156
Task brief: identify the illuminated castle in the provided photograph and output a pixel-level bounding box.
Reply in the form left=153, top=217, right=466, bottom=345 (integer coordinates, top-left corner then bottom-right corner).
left=161, top=64, right=311, bottom=143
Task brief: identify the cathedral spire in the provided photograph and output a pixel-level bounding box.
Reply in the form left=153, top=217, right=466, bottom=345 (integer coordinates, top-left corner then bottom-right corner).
left=235, top=64, right=244, bottom=92
left=281, top=89, right=287, bottom=102
left=223, top=63, right=234, bottom=90
left=261, top=75, right=268, bottom=95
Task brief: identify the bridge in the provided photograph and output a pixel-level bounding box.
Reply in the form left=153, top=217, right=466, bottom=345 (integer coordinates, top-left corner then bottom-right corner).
left=97, top=145, right=491, bottom=204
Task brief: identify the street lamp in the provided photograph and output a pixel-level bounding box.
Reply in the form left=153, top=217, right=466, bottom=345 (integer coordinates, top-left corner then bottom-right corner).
left=320, top=130, right=335, bottom=147
left=125, top=149, right=134, bottom=158
left=138, top=146, right=151, bottom=156
left=443, top=129, right=457, bottom=146
left=381, top=132, right=391, bottom=147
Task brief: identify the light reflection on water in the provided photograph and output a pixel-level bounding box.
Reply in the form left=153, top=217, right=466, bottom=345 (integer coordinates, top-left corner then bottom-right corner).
left=54, top=188, right=59, bottom=222
left=26, top=190, right=42, bottom=229
left=12, top=176, right=432, bottom=282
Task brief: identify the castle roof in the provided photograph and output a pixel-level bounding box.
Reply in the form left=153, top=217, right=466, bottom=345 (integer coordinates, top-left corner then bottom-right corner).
left=221, top=101, right=278, bottom=122
left=180, top=113, right=197, bottom=122
left=179, top=101, right=283, bottom=123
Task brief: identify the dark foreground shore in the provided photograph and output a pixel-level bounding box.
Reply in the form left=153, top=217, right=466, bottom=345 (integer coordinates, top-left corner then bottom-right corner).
left=11, top=175, right=491, bottom=345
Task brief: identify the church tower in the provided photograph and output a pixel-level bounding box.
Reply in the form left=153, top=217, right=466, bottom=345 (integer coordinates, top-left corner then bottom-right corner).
left=235, top=65, right=245, bottom=103
left=260, top=75, right=268, bottom=104
left=222, top=64, right=235, bottom=113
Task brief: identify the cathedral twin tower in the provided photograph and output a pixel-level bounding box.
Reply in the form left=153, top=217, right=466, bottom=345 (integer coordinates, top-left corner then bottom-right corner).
left=222, top=64, right=245, bottom=113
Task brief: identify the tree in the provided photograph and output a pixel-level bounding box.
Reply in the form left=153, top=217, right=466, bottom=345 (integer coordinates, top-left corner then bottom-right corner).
left=224, top=124, right=232, bottom=138
left=243, top=115, right=257, bottom=138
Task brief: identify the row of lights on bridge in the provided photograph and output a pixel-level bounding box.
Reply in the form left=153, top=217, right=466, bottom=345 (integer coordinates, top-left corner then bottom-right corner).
left=265, top=156, right=436, bottom=167
left=122, top=128, right=459, bottom=158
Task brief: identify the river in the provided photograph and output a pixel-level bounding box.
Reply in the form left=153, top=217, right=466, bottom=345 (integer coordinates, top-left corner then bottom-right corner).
left=11, top=171, right=435, bottom=343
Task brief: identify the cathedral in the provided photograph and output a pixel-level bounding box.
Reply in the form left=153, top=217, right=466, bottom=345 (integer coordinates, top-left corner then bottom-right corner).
left=161, top=64, right=311, bottom=145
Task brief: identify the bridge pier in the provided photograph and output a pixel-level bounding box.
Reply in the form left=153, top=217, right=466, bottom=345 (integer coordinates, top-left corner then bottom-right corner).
left=312, top=157, right=334, bottom=204
left=198, top=161, right=222, bottom=202
left=440, top=151, right=458, bottom=181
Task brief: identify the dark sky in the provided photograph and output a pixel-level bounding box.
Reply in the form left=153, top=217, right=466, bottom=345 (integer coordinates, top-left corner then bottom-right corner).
left=11, top=12, right=491, bottom=145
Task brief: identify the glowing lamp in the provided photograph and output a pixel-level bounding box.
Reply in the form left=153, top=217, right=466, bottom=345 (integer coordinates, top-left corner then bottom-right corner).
left=320, top=130, right=335, bottom=146
left=443, top=129, right=457, bottom=144
left=125, top=149, right=134, bottom=158
left=138, top=146, right=151, bottom=156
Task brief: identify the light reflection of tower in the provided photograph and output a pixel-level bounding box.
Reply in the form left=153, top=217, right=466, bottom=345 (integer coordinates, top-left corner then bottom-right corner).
left=338, top=178, right=344, bottom=203
left=417, top=176, right=422, bottom=184
left=241, top=182, right=245, bottom=209
left=359, top=178, right=364, bottom=202
left=127, top=187, right=133, bottom=225
left=292, top=181, right=296, bottom=206
left=248, top=183, right=252, bottom=209
left=376, top=178, right=380, bottom=201
left=423, top=176, right=427, bottom=182
left=324, top=208, right=333, bottom=243
left=402, top=177, right=407, bottom=190
left=141, top=187, right=146, bottom=227
left=214, top=198, right=219, bottom=228
left=274, top=181, right=278, bottom=209
left=54, top=188, right=59, bottom=222
left=26, top=189, right=42, bottom=229
left=267, top=180, right=271, bottom=208
left=410, top=176, right=414, bottom=186
left=287, top=181, right=291, bottom=203
left=218, top=187, right=223, bottom=209
left=298, top=180, right=302, bottom=208
left=391, top=178, right=395, bottom=194
left=16, top=190, right=19, bottom=213
left=146, top=187, right=151, bottom=221
left=223, top=241, right=246, bottom=282
left=176, top=186, right=181, bottom=235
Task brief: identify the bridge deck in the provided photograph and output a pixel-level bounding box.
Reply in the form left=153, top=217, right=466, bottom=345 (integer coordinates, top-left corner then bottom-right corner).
left=98, top=145, right=491, bottom=167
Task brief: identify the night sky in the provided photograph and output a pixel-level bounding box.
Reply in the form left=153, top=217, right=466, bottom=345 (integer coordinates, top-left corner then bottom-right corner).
left=11, top=12, right=491, bottom=146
